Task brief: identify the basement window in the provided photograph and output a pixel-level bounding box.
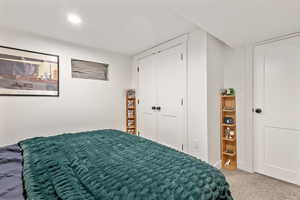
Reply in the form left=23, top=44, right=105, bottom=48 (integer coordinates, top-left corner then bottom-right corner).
left=71, top=59, right=109, bottom=81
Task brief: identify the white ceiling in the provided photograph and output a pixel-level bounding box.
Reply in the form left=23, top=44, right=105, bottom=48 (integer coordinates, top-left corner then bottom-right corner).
left=175, top=0, right=300, bottom=47
left=0, top=0, right=197, bottom=55
left=1, top=0, right=300, bottom=55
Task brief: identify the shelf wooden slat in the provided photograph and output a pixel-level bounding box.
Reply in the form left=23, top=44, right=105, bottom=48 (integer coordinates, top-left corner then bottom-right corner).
left=222, top=152, right=236, bottom=157
left=221, top=95, right=235, bottom=98
left=221, top=123, right=236, bottom=127
left=222, top=137, right=236, bottom=142
left=223, top=109, right=236, bottom=112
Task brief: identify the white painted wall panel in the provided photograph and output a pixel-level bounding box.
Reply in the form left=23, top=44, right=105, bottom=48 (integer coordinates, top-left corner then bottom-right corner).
left=224, top=46, right=253, bottom=172
left=187, top=30, right=208, bottom=161
left=0, top=29, right=132, bottom=146
left=207, top=35, right=228, bottom=166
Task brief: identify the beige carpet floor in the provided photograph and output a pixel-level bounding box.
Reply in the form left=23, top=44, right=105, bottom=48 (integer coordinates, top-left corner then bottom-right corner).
left=222, top=169, right=300, bottom=200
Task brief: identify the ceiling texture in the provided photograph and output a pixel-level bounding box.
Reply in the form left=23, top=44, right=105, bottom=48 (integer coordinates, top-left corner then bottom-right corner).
left=0, top=0, right=300, bottom=55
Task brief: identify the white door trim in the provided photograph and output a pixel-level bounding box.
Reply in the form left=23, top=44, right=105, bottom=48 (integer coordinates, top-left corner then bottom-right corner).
left=243, top=46, right=255, bottom=173
left=256, top=31, right=300, bottom=46
left=134, top=34, right=188, bottom=60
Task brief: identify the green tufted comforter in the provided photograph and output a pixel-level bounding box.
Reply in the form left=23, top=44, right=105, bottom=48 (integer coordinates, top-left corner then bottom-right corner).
left=20, top=130, right=233, bottom=200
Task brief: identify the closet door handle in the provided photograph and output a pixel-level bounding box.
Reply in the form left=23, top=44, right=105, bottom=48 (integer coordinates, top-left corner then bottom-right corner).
left=151, top=106, right=156, bottom=110
left=156, top=106, right=161, bottom=111
left=255, top=108, right=262, bottom=114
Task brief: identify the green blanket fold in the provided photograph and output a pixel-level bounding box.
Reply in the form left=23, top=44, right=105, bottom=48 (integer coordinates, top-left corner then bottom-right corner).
left=20, top=129, right=233, bottom=200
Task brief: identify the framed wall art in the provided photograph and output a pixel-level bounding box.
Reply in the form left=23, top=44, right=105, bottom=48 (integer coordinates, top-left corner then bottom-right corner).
left=0, top=46, right=59, bottom=96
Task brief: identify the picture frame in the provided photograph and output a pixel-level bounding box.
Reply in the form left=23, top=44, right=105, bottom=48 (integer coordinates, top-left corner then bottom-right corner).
left=0, top=46, right=59, bottom=97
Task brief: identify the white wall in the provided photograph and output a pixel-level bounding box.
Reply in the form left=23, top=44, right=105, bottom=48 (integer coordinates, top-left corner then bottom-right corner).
left=187, top=31, right=231, bottom=165
left=187, top=29, right=208, bottom=160
left=224, top=46, right=253, bottom=172
left=207, top=35, right=228, bottom=166
left=0, top=29, right=132, bottom=146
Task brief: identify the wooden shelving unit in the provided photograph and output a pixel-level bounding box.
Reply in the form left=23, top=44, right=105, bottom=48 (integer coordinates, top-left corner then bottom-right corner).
left=126, top=90, right=137, bottom=135
left=220, top=95, right=237, bottom=170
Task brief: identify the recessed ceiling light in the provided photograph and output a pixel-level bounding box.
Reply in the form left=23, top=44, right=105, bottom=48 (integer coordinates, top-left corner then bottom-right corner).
left=67, top=13, right=82, bottom=25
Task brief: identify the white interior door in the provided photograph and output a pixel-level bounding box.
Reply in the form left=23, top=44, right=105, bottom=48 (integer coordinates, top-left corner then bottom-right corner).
left=138, top=55, right=157, bottom=141
left=156, top=44, right=186, bottom=151
left=137, top=43, right=186, bottom=151
left=254, top=36, right=300, bottom=185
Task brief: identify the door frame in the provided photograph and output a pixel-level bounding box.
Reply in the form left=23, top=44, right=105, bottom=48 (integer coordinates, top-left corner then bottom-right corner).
left=134, top=34, right=189, bottom=153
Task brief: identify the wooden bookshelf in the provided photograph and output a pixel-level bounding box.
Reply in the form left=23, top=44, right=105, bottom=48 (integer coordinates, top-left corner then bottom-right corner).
left=220, top=94, right=237, bottom=170
left=126, top=90, right=137, bottom=135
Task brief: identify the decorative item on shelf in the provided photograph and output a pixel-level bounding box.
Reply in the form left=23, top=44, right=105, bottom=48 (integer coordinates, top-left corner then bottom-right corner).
left=128, top=110, right=134, bottom=118
left=126, top=89, right=137, bottom=135
left=227, top=88, right=235, bottom=96
left=220, top=88, right=235, bottom=96
left=229, top=130, right=235, bottom=139
left=224, top=117, right=234, bottom=124
left=127, top=120, right=135, bottom=128
left=224, top=159, right=231, bottom=167
left=225, top=127, right=231, bottom=139
left=220, top=88, right=227, bottom=95
left=220, top=91, right=237, bottom=170
left=128, top=100, right=134, bottom=108
left=127, top=89, right=135, bottom=99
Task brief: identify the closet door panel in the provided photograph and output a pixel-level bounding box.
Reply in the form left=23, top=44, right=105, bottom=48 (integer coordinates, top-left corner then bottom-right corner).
left=156, top=44, right=186, bottom=151
left=138, top=56, right=157, bottom=141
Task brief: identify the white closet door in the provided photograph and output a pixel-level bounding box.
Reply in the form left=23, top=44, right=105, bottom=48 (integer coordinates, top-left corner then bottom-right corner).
left=254, top=37, right=300, bottom=185
left=138, top=55, right=157, bottom=141
left=156, top=44, right=186, bottom=151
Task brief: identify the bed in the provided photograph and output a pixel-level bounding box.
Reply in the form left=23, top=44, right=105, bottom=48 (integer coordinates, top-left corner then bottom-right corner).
left=0, top=129, right=233, bottom=200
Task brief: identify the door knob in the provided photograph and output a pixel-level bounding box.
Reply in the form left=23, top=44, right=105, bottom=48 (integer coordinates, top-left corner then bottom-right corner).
left=156, top=106, right=161, bottom=111
left=255, top=108, right=262, bottom=114
left=151, top=106, right=156, bottom=110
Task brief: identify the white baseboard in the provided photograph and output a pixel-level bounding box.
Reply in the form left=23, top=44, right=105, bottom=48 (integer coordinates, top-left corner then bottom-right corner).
left=238, top=161, right=254, bottom=173
left=212, top=160, right=254, bottom=172
left=213, top=160, right=221, bottom=169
